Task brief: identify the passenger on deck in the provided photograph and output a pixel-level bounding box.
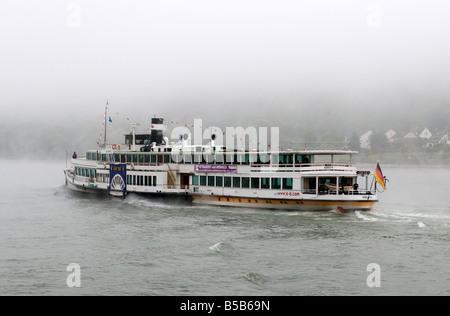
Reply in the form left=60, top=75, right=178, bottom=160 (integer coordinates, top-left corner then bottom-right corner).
left=302, top=156, right=310, bottom=166
left=73, top=152, right=77, bottom=159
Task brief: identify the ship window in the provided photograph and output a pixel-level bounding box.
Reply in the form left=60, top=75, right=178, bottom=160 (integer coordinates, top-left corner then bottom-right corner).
left=200, top=176, right=207, bottom=186
left=133, top=175, right=136, bottom=185
left=251, top=178, right=260, bottom=189
left=224, top=177, right=232, bottom=188
left=183, top=154, right=192, bottom=164
left=258, top=154, right=270, bottom=164
left=224, top=154, right=233, bottom=165
left=153, top=176, right=157, bottom=186
left=193, top=155, right=202, bottom=164
left=204, top=154, right=214, bottom=163
left=139, top=155, right=144, bottom=163
left=279, top=154, right=293, bottom=164
left=303, top=177, right=316, bottom=193
left=215, top=154, right=224, bottom=164
left=145, top=155, right=150, bottom=163
left=233, top=177, right=241, bottom=188
left=261, top=178, right=270, bottom=189
left=272, top=178, right=281, bottom=190
left=241, top=177, right=250, bottom=188
left=208, top=176, right=215, bottom=187
left=145, top=176, right=148, bottom=186
left=81, top=169, right=86, bottom=177
left=91, top=169, right=96, bottom=178
left=127, top=155, right=132, bottom=163
left=283, top=178, right=293, bottom=190
left=102, top=154, right=107, bottom=161
left=216, top=176, right=223, bottom=187
left=172, top=154, right=183, bottom=163
left=151, top=155, right=157, bottom=163
left=192, top=175, right=199, bottom=186
left=133, top=155, right=138, bottom=163
left=164, top=155, right=170, bottom=163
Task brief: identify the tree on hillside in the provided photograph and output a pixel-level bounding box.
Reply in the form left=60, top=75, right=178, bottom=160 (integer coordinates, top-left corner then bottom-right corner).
left=369, top=131, right=388, bottom=154
left=348, top=132, right=361, bottom=151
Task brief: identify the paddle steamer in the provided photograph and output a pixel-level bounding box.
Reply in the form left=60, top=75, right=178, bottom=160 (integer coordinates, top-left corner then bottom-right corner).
left=64, top=117, right=378, bottom=211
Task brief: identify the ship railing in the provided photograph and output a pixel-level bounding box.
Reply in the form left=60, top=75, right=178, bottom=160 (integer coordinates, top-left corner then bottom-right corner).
left=301, top=188, right=376, bottom=195
left=250, top=162, right=356, bottom=172
left=93, top=162, right=181, bottom=170
left=125, top=184, right=193, bottom=193
left=159, top=184, right=193, bottom=192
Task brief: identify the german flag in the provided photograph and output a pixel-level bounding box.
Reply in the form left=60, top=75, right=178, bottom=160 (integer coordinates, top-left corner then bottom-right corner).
left=374, top=162, right=385, bottom=190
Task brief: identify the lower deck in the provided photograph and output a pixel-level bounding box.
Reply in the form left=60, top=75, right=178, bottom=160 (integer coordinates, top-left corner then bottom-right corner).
left=64, top=168, right=377, bottom=211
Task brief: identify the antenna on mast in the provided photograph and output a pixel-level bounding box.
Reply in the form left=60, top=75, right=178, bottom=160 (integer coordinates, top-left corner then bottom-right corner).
left=104, top=100, right=109, bottom=145
left=98, top=100, right=109, bottom=147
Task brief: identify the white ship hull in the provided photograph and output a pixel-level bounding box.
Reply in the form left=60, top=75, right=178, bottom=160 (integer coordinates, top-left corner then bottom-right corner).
left=64, top=116, right=382, bottom=212
left=191, top=195, right=376, bottom=211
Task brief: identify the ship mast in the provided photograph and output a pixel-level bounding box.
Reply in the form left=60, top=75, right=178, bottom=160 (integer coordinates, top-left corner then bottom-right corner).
left=104, top=100, right=108, bottom=145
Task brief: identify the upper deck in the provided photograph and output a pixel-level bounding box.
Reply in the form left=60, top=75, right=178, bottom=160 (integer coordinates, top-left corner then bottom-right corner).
left=77, top=146, right=358, bottom=175
left=77, top=116, right=358, bottom=174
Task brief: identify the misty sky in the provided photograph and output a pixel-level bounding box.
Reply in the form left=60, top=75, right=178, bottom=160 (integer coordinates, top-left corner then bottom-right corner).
left=1, top=0, right=450, bottom=122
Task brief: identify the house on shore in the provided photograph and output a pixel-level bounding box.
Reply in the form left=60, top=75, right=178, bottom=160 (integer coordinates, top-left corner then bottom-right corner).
left=360, top=131, right=373, bottom=149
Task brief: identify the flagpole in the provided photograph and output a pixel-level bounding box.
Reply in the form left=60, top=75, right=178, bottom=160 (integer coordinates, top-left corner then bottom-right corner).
left=104, top=101, right=108, bottom=145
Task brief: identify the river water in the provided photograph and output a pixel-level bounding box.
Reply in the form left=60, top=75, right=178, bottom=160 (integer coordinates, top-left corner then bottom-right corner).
left=0, top=160, right=449, bottom=296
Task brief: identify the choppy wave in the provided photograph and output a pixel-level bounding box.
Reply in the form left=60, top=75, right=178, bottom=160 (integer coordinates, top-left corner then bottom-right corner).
left=372, top=207, right=450, bottom=224
left=208, top=239, right=237, bottom=256
left=354, top=211, right=378, bottom=222
left=120, top=193, right=193, bottom=211
left=243, top=272, right=269, bottom=286
left=121, top=194, right=164, bottom=209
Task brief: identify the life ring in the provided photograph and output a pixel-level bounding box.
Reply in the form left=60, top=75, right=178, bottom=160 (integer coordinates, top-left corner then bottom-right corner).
left=112, top=144, right=117, bottom=150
